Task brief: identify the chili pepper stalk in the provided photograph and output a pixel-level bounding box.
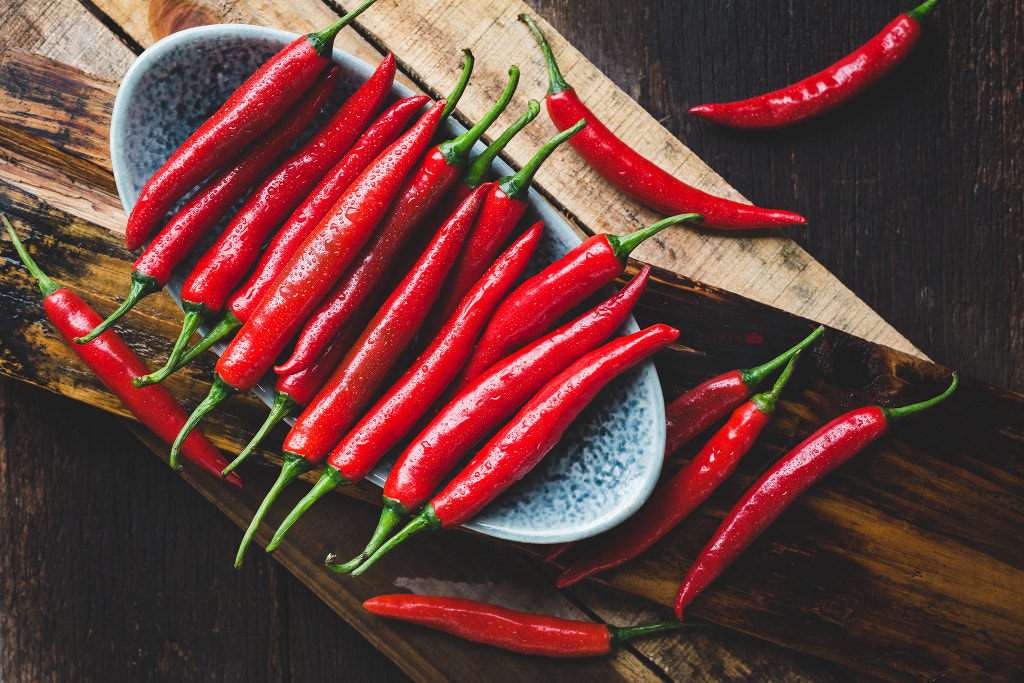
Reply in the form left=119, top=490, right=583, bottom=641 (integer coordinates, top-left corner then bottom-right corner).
left=463, top=100, right=541, bottom=191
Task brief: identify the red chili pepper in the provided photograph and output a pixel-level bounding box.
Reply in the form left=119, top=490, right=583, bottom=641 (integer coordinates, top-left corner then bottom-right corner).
left=136, top=53, right=396, bottom=386
left=664, top=326, right=823, bottom=457
left=451, top=213, right=700, bottom=396
left=557, top=353, right=801, bottom=588
left=353, top=323, right=679, bottom=575
left=3, top=216, right=241, bottom=486
left=689, top=0, right=938, bottom=130
left=338, top=264, right=651, bottom=571
left=265, top=221, right=543, bottom=559
left=273, top=66, right=523, bottom=377
left=236, top=183, right=489, bottom=563
left=125, top=0, right=380, bottom=250
left=519, top=14, right=806, bottom=230
left=74, top=69, right=338, bottom=345
left=674, top=373, right=958, bottom=619
left=168, top=100, right=446, bottom=471
left=363, top=594, right=701, bottom=657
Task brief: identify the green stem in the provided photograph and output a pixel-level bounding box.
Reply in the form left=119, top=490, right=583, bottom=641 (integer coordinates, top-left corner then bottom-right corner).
left=906, top=0, right=939, bottom=22
left=750, top=353, right=799, bottom=416
left=235, top=453, right=310, bottom=567
left=463, top=100, right=540, bottom=190
left=306, top=0, right=379, bottom=56
left=438, top=66, right=520, bottom=167
left=3, top=215, right=58, bottom=297
left=606, top=213, right=703, bottom=261
left=266, top=465, right=348, bottom=552
left=498, top=117, right=584, bottom=202
left=169, top=375, right=237, bottom=471
left=739, top=325, right=824, bottom=392
left=327, top=503, right=406, bottom=573
left=133, top=303, right=209, bottom=387
left=882, top=373, right=958, bottom=422
left=170, top=311, right=243, bottom=380
left=350, top=506, right=439, bottom=576
left=441, top=49, right=474, bottom=121
left=609, top=620, right=710, bottom=646
left=518, top=14, right=571, bottom=95
left=223, top=390, right=297, bottom=478
left=74, top=272, right=159, bottom=344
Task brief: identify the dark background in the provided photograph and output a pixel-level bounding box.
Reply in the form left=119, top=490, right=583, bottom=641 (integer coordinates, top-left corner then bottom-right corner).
left=2, top=0, right=1020, bottom=679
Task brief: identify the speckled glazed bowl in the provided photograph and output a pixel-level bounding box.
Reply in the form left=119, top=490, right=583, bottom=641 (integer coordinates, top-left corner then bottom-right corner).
left=110, top=24, right=666, bottom=544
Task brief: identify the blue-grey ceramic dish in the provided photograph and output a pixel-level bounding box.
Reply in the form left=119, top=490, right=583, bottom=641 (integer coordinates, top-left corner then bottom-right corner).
left=109, top=24, right=665, bottom=544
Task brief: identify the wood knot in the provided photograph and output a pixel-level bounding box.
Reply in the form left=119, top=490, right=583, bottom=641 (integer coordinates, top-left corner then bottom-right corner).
left=148, top=0, right=217, bottom=41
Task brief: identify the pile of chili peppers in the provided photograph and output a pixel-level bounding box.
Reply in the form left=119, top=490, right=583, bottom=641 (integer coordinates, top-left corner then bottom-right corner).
left=3, top=1, right=964, bottom=660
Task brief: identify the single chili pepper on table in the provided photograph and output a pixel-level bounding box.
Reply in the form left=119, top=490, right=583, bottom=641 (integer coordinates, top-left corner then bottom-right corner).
left=558, top=353, right=801, bottom=588
left=363, top=594, right=703, bottom=657
left=353, top=323, right=679, bottom=575
left=272, top=66, right=523, bottom=377
left=151, top=93, right=430, bottom=381
left=689, top=0, right=939, bottom=130
left=74, top=68, right=339, bottom=345
left=168, top=99, right=447, bottom=471
left=134, top=53, right=396, bottom=384
left=125, top=0, right=380, bottom=249
left=450, top=213, right=701, bottom=396
left=335, top=264, right=651, bottom=571
left=234, top=184, right=491, bottom=565
left=3, top=216, right=241, bottom=485
left=519, top=14, right=805, bottom=230
left=674, top=373, right=958, bottom=619
left=264, top=221, right=543, bottom=559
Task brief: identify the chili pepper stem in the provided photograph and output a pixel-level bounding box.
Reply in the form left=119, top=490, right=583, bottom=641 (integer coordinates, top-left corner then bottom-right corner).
left=166, top=312, right=243, bottom=381
left=134, top=306, right=208, bottom=387
left=498, top=118, right=585, bottom=201
left=169, top=375, right=237, bottom=471
left=739, top=325, right=824, bottom=391
left=750, top=353, right=800, bottom=416
left=883, top=373, right=958, bottom=422
left=74, top=273, right=159, bottom=344
left=609, top=620, right=709, bottom=646
left=438, top=66, right=520, bottom=165
left=223, top=391, right=297, bottom=478
left=266, top=466, right=349, bottom=552
left=235, top=453, right=309, bottom=567
left=907, top=0, right=939, bottom=22
left=306, top=0, right=379, bottom=56
left=519, top=14, right=571, bottom=95
left=463, top=100, right=541, bottom=190
left=3, top=216, right=57, bottom=297
left=608, top=213, right=703, bottom=260
left=440, top=49, right=473, bottom=121
left=329, top=504, right=406, bottom=573
left=351, top=506, right=438, bottom=576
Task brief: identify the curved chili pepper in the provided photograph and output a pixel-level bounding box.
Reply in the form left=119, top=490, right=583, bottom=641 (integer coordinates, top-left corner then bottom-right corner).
left=674, top=373, right=958, bottom=619
left=136, top=53, right=396, bottom=386
left=125, top=0, right=380, bottom=249
left=353, top=323, right=679, bottom=575
left=689, top=0, right=939, bottom=130
left=168, top=100, right=446, bottom=471
left=363, top=594, right=702, bottom=657
left=273, top=66, right=523, bottom=377
left=338, top=264, right=651, bottom=571
left=451, top=213, right=700, bottom=396
left=266, top=221, right=543, bottom=559
left=557, top=354, right=801, bottom=588
left=74, top=69, right=338, bottom=345
left=236, top=183, right=489, bottom=563
left=3, top=216, right=240, bottom=485
left=519, top=14, right=805, bottom=230
left=150, top=94, right=429, bottom=382
left=665, top=326, right=823, bottom=457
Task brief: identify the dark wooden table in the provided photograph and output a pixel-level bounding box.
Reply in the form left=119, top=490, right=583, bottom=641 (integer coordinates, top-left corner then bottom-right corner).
left=2, top=0, right=1021, bottom=679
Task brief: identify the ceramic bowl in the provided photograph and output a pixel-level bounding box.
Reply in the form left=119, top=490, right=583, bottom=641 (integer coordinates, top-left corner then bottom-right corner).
left=110, top=24, right=666, bottom=544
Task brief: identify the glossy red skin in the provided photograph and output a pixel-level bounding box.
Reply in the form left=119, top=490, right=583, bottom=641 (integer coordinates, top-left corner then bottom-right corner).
left=364, top=595, right=612, bottom=657
left=664, top=370, right=751, bottom=457
left=689, top=15, right=924, bottom=130
left=558, top=400, right=771, bottom=587
left=385, top=265, right=650, bottom=512
left=546, top=90, right=805, bottom=229
left=274, top=144, right=469, bottom=376
left=452, top=233, right=627, bottom=394
left=132, top=68, right=339, bottom=287
left=180, top=54, right=396, bottom=313
left=674, top=406, right=889, bottom=619
left=227, top=94, right=428, bottom=323
left=328, top=221, right=542, bottom=484
left=281, top=181, right=486, bottom=463
left=126, top=35, right=330, bottom=250
left=431, top=323, right=679, bottom=528
left=215, top=100, right=445, bottom=393
left=42, top=289, right=240, bottom=485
